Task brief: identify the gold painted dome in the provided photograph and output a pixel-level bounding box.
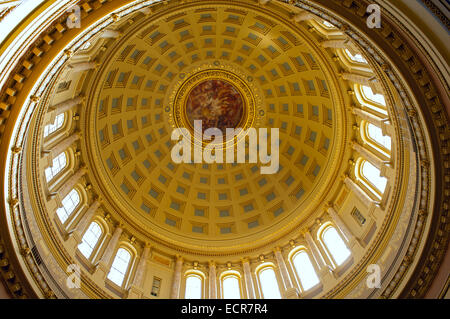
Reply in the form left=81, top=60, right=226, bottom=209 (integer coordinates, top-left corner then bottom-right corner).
left=84, top=3, right=345, bottom=252
left=2, top=0, right=447, bottom=300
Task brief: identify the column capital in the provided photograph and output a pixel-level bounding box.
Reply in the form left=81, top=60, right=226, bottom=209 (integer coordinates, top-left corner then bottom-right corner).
left=175, top=254, right=184, bottom=263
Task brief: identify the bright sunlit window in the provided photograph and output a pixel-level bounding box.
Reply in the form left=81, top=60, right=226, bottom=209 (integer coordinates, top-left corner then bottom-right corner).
left=56, top=189, right=80, bottom=223
left=185, top=274, right=203, bottom=299
left=222, top=275, right=241, bottom=299
left=361, top=160, right=387, bottom=194
left=322, top=20, right=335, bottom=28
left=43, top=113, right=65, bottom=137
left=107, top=248, right=131, bottom=286
left=366, top=123, right=391, bottom=152
left=78, top=222, right=103, bottom=259
left=361, top=85, right=386, bottom=106
left=292, top=250, right=320, bottom=291
left=345, top=48, right=367, bottom=63
left=322, top=226, right=351, bottom=266
left=45, top=152, right=67, bottom=182
left=258, top=267, right=281, bottom=299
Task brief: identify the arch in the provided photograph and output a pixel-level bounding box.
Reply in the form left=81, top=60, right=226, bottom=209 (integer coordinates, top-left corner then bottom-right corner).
left=107, top=247, right=133, bottom=287
left=355, top=158, right=388, bottom=198
left=219, top=270, right=242, bottom=299
left=344, top=48, right=367, bottom=64
left=56, top=188, right=80, bottom=224
left=360, top=121, right=391, bottom=157
left=318, top=223, right=351, bottom=268
left=44, top=151, right=68, bottom=182
left=289, top=247, right=320, bottom=292
left=255, top=263, right=282, bottom=299
left=77, top=221, right=104, bottom=259
left=354, top=84, right=388, bottom=116
left=184, top=270, right=205, bottom=299
left=43, top=113, right=66, bottom=138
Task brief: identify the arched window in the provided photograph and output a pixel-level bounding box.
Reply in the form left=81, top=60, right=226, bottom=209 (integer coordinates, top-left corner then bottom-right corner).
left=107, top=248, right=132, bottom=287
left=344, top=48, right=367, bottom=64
left=56, top=189, right=80, bottom=223
left=322, top=20, right=336, bottom=29
left=222, top=275, right=241, bottom=299
left=321, top=226, right=351, bottom=266
left=355, top=85, right=388, bottom=116
left=366, top=123, right=391, bottom=152
left=185, top=274, right=203, bottom=299
left=258, top=267, right=281, bottom=299
left=44, top=113, right=65, bottom=137
left=361, top=160, right=387, bottom=194
left=361, top=85, right=386, bottom=106
left=45, top=152, right=67, bottom=182
left=78, top=222, right=103, bottom=259
left=292, top=250, right=320, bottom=291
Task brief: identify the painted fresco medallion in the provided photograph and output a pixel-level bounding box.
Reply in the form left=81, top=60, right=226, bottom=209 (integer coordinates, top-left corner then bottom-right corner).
left=186, top=79, right=244, bottom=135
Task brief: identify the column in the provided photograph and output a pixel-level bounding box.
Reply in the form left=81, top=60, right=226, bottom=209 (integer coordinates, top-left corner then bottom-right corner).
left=344, top=176, right=379, bottom=206
left=100, top=29, right=122, bottom=39
left=44, top=95, right=84, bottom=125
left=50, top=166, right=87, bottom=206
left=43, top=132, right=80, bottom=159
left=273, top=247, right=299, bottom=299
left=341, top=72, right=382, bottom=94
left=327, top=206, right=361, bottom=249
left=292, top=11, right=314, bottom=22
left=94, top=225, right=123, bottom=280
left=304, top=231, right=331, bottom=278
left=242, top=258, right=255, bottom=299
left=321, top=39, right=351, bottom=49
left=53, top=166, right=87, bottom=202
left=48, top=96, right=84, bottom=114
left=128, top=244, right=151, bottom=298
left=209, top=261, right=217, bottom=299
left=170, top=255, right=184, bottom=299
left=68, top=199, right=101, bottom=248
left=352, top=141, right=390, bottom=170
left=68, top=61, right=98, bottom=72
left=352, top=108, right=385, bottom=127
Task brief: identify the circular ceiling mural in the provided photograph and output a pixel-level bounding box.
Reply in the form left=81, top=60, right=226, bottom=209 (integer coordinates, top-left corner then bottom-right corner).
left=186, top=79, right=244, bottom=134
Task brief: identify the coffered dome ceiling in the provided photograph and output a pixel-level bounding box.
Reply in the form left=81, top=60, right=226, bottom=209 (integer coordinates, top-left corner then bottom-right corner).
left=1, top=0, right=447, bottom=300
left=83, top=4, right=347, bottom=249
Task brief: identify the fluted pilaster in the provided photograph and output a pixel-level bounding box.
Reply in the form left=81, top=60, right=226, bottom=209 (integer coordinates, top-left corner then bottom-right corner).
left=44, top=132, right=80, bottom=159
left=242, top=258, right=255, bottom=299
left=170, top=255, right=184, bottom=299
left=68, top=61, right=98, bottom=72
left=209, top=261, right=217, bottom=299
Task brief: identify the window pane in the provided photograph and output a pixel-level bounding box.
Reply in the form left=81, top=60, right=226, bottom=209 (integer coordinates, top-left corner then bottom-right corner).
left=322, top=227, right=351, bottom=266
left=362, top=161, right=387, bottom=193
left=367, top=123, right=391, bottom=151
left=78, top=222, right=102, bottom=258
left=223, top=276, right=241, bottom=299
left=107, top=248, right=131, bottom=286
left=362, top=86, right=386, bottom=106
left=45, top=152, right=67, bottom=182
left=344, top=49, right=367, bottom=63
left=259, top=268, right=281, bottom=299
left=293, top=251, right=320, bottom=291
left=44, top=113, right=65, bottom=137
left=185, top=275, right=202, bottom=299
left=56, top=189, right=79, bottom=223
